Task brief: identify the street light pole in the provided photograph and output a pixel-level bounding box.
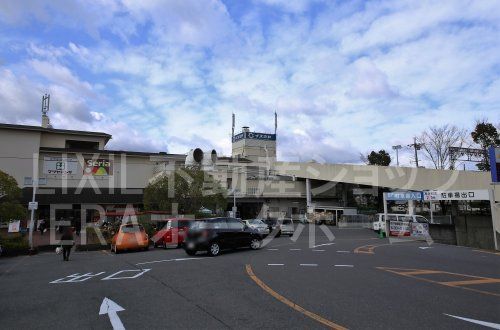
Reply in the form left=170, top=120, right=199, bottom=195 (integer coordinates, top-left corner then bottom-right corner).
left=392, top=145, right=402, bottom=166
left=28, top=179, right=38, bottom=251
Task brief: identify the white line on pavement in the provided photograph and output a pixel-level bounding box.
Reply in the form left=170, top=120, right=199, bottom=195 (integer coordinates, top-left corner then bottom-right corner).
left=334, top=265, right=354, bottom=267
left=312, top=242, right=335, bottom=248
left=136, top=258, right=203, bottom=266
left=312, top=249, right=325, bottom=252
left=268, top=264, right=284, bottom=266
left=300, top=264, right=318, bottom=267
left=290, top=248, right=302, bottom=251
left=336, top=250, right=350, bottom=253
left=267, top=248, right=278, bottom=251
left=444, top=314, right=500, bottom=329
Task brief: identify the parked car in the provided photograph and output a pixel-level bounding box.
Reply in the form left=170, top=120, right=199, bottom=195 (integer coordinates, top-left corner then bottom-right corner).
left=152, top=218, right=194, bottom=248
left=111, top=224, right=149, bottom=253
left=373, top=213, right=429, bottom=233
left=262, top=218, right=281, bottom=237
left=183, top=217, right=263, bottom=256
left=280, top=218, right=295, bottom=236
left=242, top=219, right=270, bottom=236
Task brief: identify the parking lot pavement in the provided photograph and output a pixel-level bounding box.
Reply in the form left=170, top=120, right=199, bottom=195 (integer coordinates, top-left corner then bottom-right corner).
left=1, top=226, right=499, bottom=329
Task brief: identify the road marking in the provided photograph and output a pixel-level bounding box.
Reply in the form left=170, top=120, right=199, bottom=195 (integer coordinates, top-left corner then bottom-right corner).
left=334, top=265, right=354, bottom=267
left=473, top=249, right=500, bottom=256
left=50, top=272, right=105, bottom=284
left=336, top=250, right=350, bottom=253
left=377, top=267, right=500, bottom=297
left=100, top=297, right=125, bottom=330
left=312, top=242, right=335, bottom=248
left=268, top=264, right=284, bottom=266
left=300, top=264, right=318, bottom=267
left=353, top=244, right=378, bottom=254
left=444, top=314, right=500, bottom=329
left=136, top=257, right=203, bottom=265
left=267, top=248, right=279, bottom=251
left=312, top=249, right=325, bottom=252
left=101, top=269, right=150, bottom=280
left=245, top=264, right=347, bottom=330
left=419, top=247, right=432, bottom=250
left=290, top=248, right=301, bottom=251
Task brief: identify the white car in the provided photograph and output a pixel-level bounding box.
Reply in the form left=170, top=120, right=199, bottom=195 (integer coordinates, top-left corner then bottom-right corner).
left=243, top=219, right=270, bottom=235
left=280, top=219, right=295, bottom=236
left=373, top=213, right=429, bottom=233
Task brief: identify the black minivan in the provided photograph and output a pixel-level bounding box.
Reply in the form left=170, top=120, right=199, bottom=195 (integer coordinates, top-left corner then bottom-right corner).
left=183, top=218, right=263, bottom=256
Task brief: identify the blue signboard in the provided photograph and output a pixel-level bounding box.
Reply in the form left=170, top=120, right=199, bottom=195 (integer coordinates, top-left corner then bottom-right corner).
left=386, top=191, right=423, bottom=201
left=489, top=146, right=500, bottom=183
left=232, top=132, right=276, bottom=143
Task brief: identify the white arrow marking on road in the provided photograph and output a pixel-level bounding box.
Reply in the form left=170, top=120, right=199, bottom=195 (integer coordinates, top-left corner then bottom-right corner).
left=312, top=242, right=335, bottom=248
left=444, top=314, right=500, bottom=329
left=419, top=247, right=433, bottom=250
left=100, top=298, right=125, bottom=330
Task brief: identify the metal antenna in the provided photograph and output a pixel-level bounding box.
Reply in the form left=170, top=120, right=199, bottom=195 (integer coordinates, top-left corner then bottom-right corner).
left=41, top=94, right=52, bottom=128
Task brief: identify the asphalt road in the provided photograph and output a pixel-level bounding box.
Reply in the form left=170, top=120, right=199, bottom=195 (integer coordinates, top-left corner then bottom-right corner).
left=1, top=225, right=499, bottom=329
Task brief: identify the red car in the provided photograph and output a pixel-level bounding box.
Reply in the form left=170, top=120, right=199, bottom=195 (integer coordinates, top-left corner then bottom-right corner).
left=152, top=218, right=194, bottom=248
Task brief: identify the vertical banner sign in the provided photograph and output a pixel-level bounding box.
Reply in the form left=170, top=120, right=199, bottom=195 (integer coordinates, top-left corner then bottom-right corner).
left=489, top=146, right=500, bottom=183
left=83, top=159, right=112, bottom=176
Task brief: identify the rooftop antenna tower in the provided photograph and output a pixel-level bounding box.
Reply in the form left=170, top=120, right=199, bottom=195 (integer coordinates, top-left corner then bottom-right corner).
left=274, top=110, right=277, bottom=136
left=41, top=94, right=52, bottom=128
left=232, top=113, right=235, bottom=140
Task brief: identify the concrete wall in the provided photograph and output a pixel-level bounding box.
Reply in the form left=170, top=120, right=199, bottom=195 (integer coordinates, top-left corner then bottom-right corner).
left=429, top=224, right=457, bottom=245
left=454, top=215, right=495, bottom=250
left=40, top=132, right=107, bottom=149
left=0, top=129, right=40, bottom=185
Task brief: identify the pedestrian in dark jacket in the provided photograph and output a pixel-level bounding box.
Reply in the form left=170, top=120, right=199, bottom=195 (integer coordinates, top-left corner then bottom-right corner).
left=61, top=226, right=74, bottom=261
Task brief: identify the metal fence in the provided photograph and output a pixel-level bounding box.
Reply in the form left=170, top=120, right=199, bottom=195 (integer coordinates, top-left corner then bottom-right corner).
left=338, top=215, right=374, bottom=228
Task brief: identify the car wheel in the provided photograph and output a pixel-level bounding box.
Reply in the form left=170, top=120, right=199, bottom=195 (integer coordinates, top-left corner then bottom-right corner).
left=186, top=249, right=196, bottom=256
left=208, top=242, right=220, bottom=256
left=250, top=238, right=261, bottom=250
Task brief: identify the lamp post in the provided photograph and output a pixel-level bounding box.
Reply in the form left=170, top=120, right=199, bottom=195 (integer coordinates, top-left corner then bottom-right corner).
left=392, top=145, right=402, bottom=166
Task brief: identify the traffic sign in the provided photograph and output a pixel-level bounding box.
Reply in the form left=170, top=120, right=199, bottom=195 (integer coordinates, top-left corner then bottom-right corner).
left=28, top=202, right=38, bottom=210
left=386, top=191, right=423, bottom=201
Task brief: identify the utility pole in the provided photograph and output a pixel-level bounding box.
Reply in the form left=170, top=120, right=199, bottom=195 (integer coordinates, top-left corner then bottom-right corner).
left=408, top=137, right=422, bottom=168
left=392, top=145, right=402, bottom=166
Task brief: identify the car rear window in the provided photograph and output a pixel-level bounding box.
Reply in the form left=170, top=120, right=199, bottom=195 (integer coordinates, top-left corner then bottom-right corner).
left=122, top=225, right=143, bottom=233
left=282, top=220, right=292, bottom=224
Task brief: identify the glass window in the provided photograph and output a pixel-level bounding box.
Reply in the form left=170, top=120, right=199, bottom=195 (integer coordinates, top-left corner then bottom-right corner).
left=122, top=225, right=143, bottom=233
left=211, top=219, right=228, bottom=229
left=282, top=219, right=292, bottom=224
left=227, top=218, right=244, bottom=230
left=178, top=221, right=193, bottom=228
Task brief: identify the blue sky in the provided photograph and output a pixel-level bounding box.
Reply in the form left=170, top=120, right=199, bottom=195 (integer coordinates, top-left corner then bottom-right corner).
left=0, top=0, right=499, bottom=166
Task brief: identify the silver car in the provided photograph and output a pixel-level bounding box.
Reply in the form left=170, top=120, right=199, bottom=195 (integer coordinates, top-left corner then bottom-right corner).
left=243, top=219, right=270, bottom=235
left=280, top=218, right=295, bottom=236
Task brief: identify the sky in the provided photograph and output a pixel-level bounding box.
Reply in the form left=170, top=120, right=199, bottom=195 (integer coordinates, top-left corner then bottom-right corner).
left=0, top=0, right=499, bottom=166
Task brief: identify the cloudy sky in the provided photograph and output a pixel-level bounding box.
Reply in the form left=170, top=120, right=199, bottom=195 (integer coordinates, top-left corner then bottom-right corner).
left=0, top=0, right=499, bottom=165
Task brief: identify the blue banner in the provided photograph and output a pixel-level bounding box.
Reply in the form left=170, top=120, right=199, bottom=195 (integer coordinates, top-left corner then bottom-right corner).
left=386, top=191, right=423, bottom=201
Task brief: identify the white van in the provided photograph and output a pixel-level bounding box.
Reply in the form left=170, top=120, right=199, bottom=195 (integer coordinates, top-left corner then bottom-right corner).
left=280, top=218, right=295, bottom=236
left=373, top=213, right=429, bottom=233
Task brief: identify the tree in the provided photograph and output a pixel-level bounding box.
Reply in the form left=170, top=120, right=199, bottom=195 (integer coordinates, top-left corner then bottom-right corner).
left=418, top=125, right=467, bottom=169
left=143, top=167, right=227, bottom=216
left=0, top=170, right=27, bottom=221
left=471, top=121, right=500, bottom=171
left=366, top=150, right=391, bottom=166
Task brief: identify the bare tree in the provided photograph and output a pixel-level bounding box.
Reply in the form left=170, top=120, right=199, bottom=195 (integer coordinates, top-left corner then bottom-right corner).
left=418, top=125, right=467, bottom=169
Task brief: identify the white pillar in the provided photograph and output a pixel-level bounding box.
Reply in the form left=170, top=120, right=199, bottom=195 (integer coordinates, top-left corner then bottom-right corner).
left=306, top=178, right=312, bottom=213
left=408, top=200, right=416, bottom=215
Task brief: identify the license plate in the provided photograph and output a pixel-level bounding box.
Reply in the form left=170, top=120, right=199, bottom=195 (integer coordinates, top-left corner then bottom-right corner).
left=187, top=242, right=195, bottom=249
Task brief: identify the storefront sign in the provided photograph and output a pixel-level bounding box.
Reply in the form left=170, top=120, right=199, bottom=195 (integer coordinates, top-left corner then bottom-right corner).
left=389, top=221, right=411, bottom=236
left=83, top=159, right=112, bottom=176
left=423, top=190, right=489, bottom=201
left=43, top=157, right=79, bottom=175
left=232, top=132, right=276, bottom=142
left=386, top=191, right=423, bottom=201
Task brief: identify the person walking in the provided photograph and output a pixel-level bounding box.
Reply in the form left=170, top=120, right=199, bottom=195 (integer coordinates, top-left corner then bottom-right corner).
left=61, top=226, right=74, bottom=261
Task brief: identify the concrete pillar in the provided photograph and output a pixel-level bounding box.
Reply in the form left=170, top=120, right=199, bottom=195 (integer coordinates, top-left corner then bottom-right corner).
left=342, top=183, right=348, bottom=207
left=408, top=200, right=416, bottom=215
left=306, top=178, right=312, bottom=213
